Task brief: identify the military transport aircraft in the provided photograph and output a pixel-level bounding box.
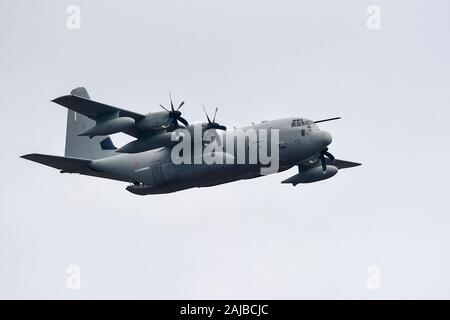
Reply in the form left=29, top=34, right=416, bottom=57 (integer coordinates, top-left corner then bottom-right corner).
left=21, top=87, right=361, bottom=195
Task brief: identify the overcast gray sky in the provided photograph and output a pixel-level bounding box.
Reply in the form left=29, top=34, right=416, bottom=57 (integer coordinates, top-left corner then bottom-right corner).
left=1, top=0, right=450, bottom=299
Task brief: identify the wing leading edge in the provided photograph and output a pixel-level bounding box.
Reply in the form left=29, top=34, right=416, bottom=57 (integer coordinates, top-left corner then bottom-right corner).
left=52, top=88, right=150, bottom=138
left=52, top=94, right=145, bottom=122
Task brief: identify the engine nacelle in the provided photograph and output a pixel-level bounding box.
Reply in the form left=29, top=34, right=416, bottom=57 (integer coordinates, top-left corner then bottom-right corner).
left=135, top=112, right=171, bottom=130
left=282, top=165, right=338, bottom=186
left=79, top=117, right=135, bottom=137
left=117, top=132, right=175, bottom=153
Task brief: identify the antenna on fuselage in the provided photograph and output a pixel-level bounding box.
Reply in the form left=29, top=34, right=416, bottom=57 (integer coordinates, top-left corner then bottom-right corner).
left=314, top=117, right=341, bottom=124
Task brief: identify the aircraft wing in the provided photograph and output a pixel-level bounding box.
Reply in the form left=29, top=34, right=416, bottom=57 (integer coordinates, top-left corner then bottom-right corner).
left=51, top=88, right=181, bottom=140
left=299, top=158, right=362, bottom=169
left=52, top=89, right=155, bottom=138
left=52, top=94, right=145, bottom=122
left=326, top=159, right=361, bottom=169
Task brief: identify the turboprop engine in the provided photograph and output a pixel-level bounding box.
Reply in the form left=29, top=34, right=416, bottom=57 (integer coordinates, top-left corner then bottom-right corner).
left=117, top=132, right=176, bottom=153
left=282, top=165, right=338, bottom=186
left=79, top=117, right=135, bottom=138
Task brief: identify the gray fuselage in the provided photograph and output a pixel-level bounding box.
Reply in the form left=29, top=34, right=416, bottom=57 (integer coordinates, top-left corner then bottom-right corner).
left=90, top=117, right=332, bottom=195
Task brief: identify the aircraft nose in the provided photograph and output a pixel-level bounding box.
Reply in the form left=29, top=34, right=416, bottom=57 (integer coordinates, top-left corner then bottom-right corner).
left=294, top=129, right=334, bottom=161
left=310, top=130, right=332, bottom=151
left=299, top=130, right=333, bottom=160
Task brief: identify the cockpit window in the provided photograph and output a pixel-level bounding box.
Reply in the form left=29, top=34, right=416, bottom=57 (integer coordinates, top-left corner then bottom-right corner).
left=291, top=119, right=302, bottom=127
left=305, top=120, right=318, bottom=129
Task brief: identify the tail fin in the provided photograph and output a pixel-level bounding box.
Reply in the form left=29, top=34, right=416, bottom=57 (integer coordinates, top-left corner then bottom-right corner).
left=65, top=87, right=117, bottom=160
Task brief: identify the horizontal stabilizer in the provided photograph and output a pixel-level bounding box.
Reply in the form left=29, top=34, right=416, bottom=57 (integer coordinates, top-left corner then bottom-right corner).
left=21, top=153, right=130, bottom=182
left=20, top=153, right=91, bottom=173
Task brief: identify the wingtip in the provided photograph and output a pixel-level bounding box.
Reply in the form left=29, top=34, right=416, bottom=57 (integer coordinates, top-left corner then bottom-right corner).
left=20, top=153, right=36, bottom=160
left=346, top=161, right=362, bottom=168
left=51, top=95, right=68, bottom=104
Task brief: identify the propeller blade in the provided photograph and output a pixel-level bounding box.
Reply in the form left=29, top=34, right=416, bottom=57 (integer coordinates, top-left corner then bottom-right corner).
left=202, top=106, right=226, bottom=130
left=177, top=101, right=185, bottom=111
left=320, top=154, right=327, bottom=173
left=169, top=92, right=174, bottom=111
left=178, top=116, right=189, bottom=127
left=202, top=106, right=212, bottom=123
left=314, top=117, right=341, bottom=124
left=213, top=107, right=218, bottom=123
left=324, top=151, right=335, bottom=161
left=159, top=104, right=170, bottom=112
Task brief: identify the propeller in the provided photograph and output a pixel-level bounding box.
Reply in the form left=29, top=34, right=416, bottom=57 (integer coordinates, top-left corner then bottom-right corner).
left=159, top=93, right=189, bottom=128
left=318, top=147, right=335, bottom=173
left=202, top=106, right=227, bottom=131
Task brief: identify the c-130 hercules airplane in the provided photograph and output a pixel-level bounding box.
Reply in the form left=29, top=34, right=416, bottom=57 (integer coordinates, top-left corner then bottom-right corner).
left=21, top=87, right=361, bottom=195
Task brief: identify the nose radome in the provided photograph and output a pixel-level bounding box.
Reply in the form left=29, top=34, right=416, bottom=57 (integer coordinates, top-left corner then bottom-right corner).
left=312, top=130, right=332, bottom=150
left=320, top=130, right=332, bottom=146
left=299, top=130, right=333, bottom=160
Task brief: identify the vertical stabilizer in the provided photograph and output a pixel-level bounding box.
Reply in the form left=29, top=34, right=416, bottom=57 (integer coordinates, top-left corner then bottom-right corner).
left=64, top=87, right=117, bottom=159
